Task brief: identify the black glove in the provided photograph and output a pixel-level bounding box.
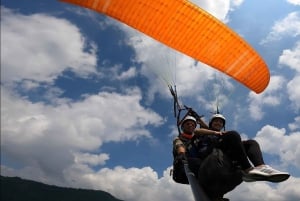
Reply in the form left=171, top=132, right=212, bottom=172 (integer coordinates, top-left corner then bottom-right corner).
left=175, top=152, right=187, bottom=165
left=188, top=110, right=197, bottom=119
left=188, top=109, right=203, bottom=120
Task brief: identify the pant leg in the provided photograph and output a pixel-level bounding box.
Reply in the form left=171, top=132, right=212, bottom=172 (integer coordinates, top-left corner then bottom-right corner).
left=218, top=131, right=252, bottom=170
left=198, top=149, right=243, bottom=200
left=243, top=139, right=265, bottom=167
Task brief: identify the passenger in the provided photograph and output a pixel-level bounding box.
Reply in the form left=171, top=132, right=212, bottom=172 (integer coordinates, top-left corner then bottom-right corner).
left=172, top=114, right=290, bottom=200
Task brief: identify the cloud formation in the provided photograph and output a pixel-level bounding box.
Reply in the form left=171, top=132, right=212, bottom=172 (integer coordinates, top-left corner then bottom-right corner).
left=261, top=11, right=300, bottom=44
left=1, top=7, right=98, bottom=85
left=1, top=2, right=300, bottom=201
left=248, top=76, right=286, bottom=120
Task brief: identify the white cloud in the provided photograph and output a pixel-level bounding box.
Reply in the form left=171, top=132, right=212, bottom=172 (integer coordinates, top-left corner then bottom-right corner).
left=190, top=0, right=230, bottom=21
left=116, top=67, right=137, bottom=80
left=190, top=0, right=244, bottom=22
left=279, top=41, right=300, bottom=72
left=0, top=6, right=165, bottom=191
left=276, top=177, right=300, bottom=200
left=2, top=162, right=194, bottom=201
left=65, top=166, right=201, bottom=201
left=255, top=125, right=300, bottom=169
left=248, top=76, right=286, bottom=120
left=287, top=76, right=300, bottom=111
left=3, top=85, right=298, bottom=201
left=3, top=162, right=300, bottom=201
left=261, top=12, right=300, bottom=44
left=228, top=177, right=300, bottom=201
left=74, top=152, right=109, bottom=166
left=1, top=83, right=299, bottom=201
left=1, top=86, right=164, bottom=185
left=287, top=0, right=300, bottom=5
left=1, top=7, right=98, bottom=84
left=278, top=41, right=300, bottom=111
left=288, top=116, right=300, bottom=131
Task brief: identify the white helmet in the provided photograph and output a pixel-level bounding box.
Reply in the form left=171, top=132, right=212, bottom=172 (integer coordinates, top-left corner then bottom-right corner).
left=209, top=114, right=226, bottom=127
left=181, top=115, right=197, bottom=127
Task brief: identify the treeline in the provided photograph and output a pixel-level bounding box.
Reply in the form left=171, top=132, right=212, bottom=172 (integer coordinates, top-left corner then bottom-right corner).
left=1, top=175, right=123, bottom=201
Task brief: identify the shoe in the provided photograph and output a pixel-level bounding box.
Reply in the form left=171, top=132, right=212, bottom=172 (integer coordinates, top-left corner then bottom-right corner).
left=242, top=174, right=257, bottom=182
left=213, top=198, right=229, bottom=201
left=244, top=165, right=290, bottom=183
left=242, top=169, right=265, bottom=182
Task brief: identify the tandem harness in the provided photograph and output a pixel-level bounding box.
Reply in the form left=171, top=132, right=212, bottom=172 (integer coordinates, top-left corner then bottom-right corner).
left=168, top=85, right=204, bottom=134
left=169, top=85, right=212, bottom=201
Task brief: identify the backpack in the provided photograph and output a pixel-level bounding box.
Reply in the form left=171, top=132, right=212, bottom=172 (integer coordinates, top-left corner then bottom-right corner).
left=172, top=157, right=202, bottom=184
left=172, top=160, right=189, bottom=184
left=197, top=148, right=243, bottom=199
left=172, top=135, right=203, bottom=184
left=172, top=134, right=216, bottom=184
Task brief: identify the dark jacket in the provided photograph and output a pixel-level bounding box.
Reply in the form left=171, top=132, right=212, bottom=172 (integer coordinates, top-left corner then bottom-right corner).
left=172, top=134, right=243, bottom=199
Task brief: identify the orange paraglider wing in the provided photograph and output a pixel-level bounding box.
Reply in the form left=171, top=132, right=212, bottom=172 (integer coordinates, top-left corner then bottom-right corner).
left=61, top=0, right=270, bottom=93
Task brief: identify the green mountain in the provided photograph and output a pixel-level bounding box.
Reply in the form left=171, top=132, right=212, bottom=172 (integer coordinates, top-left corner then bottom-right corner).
left=1, top=175, right=124, bottom=201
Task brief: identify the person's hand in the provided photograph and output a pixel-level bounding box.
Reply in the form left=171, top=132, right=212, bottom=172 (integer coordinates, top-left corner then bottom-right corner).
left=214, top=131, right=224, bottom=135
left=175, top=152, right=187, bottom=164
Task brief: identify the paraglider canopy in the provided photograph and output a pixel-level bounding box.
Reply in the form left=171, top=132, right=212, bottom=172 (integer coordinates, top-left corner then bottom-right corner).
left=61, top=0, right=270, bottom=93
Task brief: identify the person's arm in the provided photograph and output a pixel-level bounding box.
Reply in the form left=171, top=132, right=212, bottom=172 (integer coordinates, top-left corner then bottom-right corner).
left=173, top=137, right=187, bottom=162
left=173, top=137, right=186, bottom=154
left=194, top=128, right=223, bottom=136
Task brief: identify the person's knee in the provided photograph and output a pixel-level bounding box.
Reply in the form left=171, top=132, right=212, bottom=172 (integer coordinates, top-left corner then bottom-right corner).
left=246, top=139, right=260, bottom=148
left=224, top=130, right=241, bottom=141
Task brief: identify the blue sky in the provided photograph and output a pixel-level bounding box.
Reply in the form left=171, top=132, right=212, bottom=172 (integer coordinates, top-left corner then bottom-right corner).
left=1, top=0, right=300, bottom=200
